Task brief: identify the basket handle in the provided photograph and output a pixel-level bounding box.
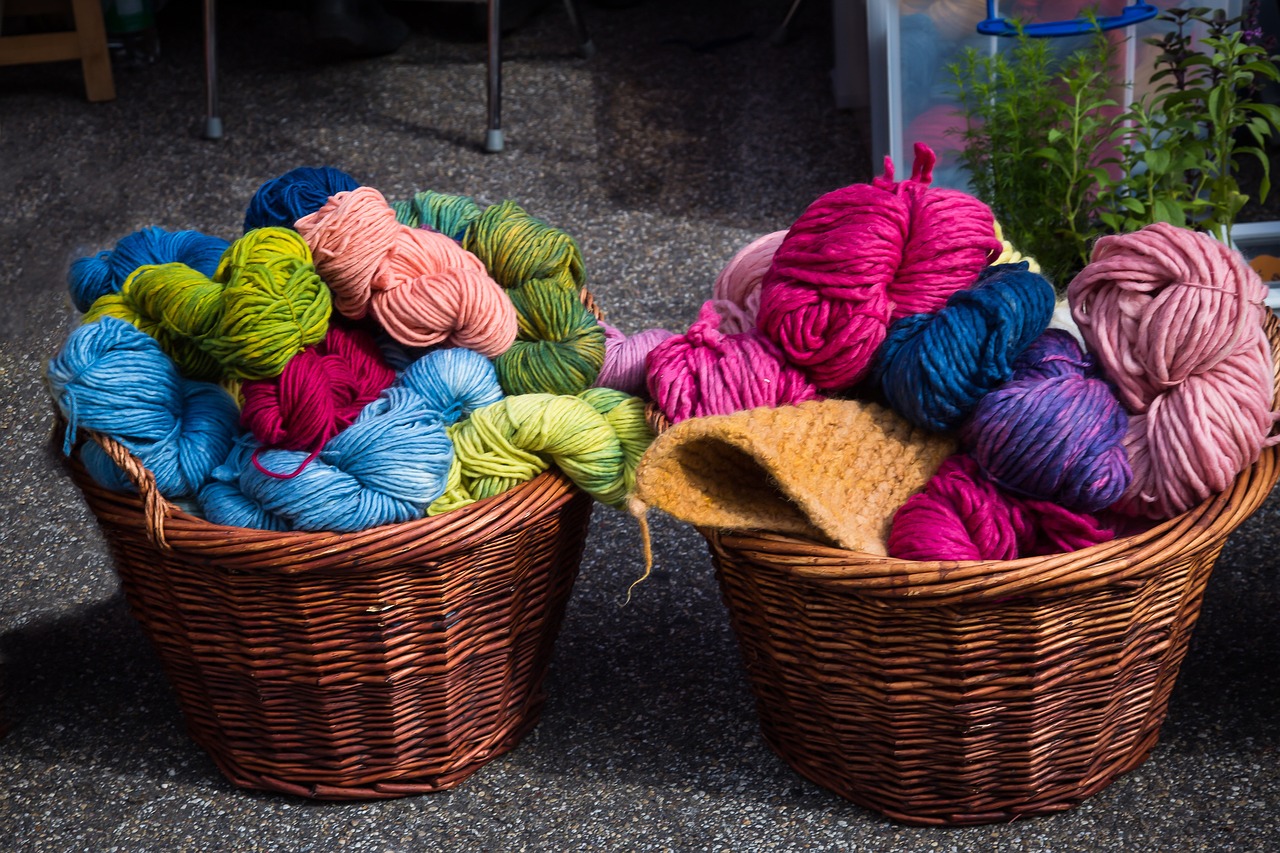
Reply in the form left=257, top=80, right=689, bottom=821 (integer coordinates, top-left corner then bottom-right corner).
left=84, top=429, right=174, bottom=552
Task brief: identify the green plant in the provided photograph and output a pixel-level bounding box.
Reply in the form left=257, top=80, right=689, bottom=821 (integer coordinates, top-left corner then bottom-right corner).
left=948, top=6, right=1280, bottom=285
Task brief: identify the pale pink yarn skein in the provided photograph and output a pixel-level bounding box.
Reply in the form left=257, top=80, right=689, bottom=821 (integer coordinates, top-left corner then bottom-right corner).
left=1068, top=222, right=1278, bottom=519
left=594, top=321, right=675, bottom=396
left=646, top=301, right=822, bottom=424
left=708, top=230, right=786, bottom=334
left=756, top=143, right=1002, bottom=390
left=296, top=186, right=517, bottom=357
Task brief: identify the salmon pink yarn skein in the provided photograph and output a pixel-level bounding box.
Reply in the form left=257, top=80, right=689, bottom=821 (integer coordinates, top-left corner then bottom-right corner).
left=296, top=186, right=517, bottom=357
left=1068, top=222, right=1278, bottom=519
left=646, top=301, right=822, bottom=424
left=757, top=143, right=1002, bottom=390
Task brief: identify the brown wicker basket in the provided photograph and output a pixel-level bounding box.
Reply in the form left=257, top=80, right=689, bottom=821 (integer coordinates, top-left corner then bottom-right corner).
left=62, top=424, right=592, bottom=800
left=696, top=312, right=1280, bottom=826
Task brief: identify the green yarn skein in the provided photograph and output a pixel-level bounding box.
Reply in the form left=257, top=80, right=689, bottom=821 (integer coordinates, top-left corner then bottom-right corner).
left=84, top=262, right=227, bottom=382
left=391, top=189, right=483, bottom=242
left=429, top=388, right=655, bottom=515
left=81, top=227, right=330, bottom=383
left=498, top=282, right=605, bottom=395
left=463, top=200, right=585, bottom=292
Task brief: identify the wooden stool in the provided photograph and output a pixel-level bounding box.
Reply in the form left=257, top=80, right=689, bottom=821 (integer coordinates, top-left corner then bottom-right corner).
left=0, top=0, right=116, bottom=101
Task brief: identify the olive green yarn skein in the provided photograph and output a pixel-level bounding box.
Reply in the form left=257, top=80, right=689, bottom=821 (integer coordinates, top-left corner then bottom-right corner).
left=83, top=262, right=226, bottom=382
left=462, top=200, right=585, bottom=292
left=496, top=282, right=605, bottom=395
left=205, top=227, right=331, bottom=380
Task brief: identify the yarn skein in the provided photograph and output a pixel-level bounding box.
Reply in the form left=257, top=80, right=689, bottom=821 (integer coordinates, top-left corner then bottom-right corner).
left=646, top=301, right=823, bottom=424
left=709, top=230, right=786, bottom=334
left=888, top=454, right=1117, bottom=561
left=201, top=386, right=455, bottom=532
left=962, top=329, right=1131, bottom=512
left=875, top=262, right=1056, bottom=432
left=68, top=226, right=231, bottom=313
left=757, top=143, right=1002, bottom=390
left=391, top=189, right=483, bottom=241
left=243, top=166, right=360, bottom=231
left=397, top=346, right=505, bottom=426
left=47, top=316, right=241, bottom=499
left=1068, top=222, right=1278, bottom=519
left=296, top=186, right=517, bottom=357
left=240, top=322, right=396, bottom=455
left=594, top=321, right=675, bottom=396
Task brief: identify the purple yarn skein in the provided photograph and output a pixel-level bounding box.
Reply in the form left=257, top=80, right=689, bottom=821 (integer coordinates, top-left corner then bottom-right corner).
left=961, top=329, right=1131, bottom=513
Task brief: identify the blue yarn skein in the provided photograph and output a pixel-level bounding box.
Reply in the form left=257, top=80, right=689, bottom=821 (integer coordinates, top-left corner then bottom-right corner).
left=47, top=317, right=240, bottom=498
left=398, top=347, right=504, bottom=426
left=198, top=435, right=291, bottom=531
left=875, top=262, right=1055, bottom=431
left=961, top=329, right=1132, bottom=513
left=68, top=226, right=231, bottom=312
left=243, top=166, right=360, bottom=232
left=201, top=386, right=455, bottom=533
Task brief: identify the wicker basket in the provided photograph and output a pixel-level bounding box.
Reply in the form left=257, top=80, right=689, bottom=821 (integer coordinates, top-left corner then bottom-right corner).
left=63, top=425, right=592, bottom=799
left=697, top=312, right=1280, bottom=826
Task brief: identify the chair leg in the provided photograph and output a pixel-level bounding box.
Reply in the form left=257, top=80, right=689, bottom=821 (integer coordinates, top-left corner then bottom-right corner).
left=770, top=0, right=806, bottom=45
left=70, top=0, right=115, bottom=101
left=484, top=0, right=503, bottom=152
left=204, top=0, right=222, bottom=139
left=562, top=0, right=594, bottom=58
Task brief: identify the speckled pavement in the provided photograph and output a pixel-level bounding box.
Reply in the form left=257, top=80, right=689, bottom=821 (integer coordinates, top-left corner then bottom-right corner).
left=2, top=1, right=1278, bottom=850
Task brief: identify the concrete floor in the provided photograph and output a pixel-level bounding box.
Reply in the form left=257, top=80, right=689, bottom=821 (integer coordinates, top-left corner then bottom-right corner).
left=2, top=1, right=1279, bottom=850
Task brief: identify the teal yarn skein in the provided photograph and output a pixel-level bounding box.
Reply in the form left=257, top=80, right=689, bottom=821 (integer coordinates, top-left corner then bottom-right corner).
left=392, top=189, right=483, bottom=242
left=46, top=317, right=241, bottom=499
left=68, top=226, right=231, bottom=313
left=875, top=262, right=1056, bottom=432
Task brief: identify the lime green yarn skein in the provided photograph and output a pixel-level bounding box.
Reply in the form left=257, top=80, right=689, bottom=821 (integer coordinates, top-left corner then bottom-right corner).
left=391, top=190, right=483, bottom=242
left=207, top=227, right=331, bottom=380
left=497, top=282, right=605, bottom=395
left=578, top=387, right=655, bottom=497
left=463, top=200, right=585, bottom=292
left=83, top=262, right=227, bottom=382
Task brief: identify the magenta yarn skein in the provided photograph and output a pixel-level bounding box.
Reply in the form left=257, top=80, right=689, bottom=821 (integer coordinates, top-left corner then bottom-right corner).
left=757, top=143, right=1002, bottom=390
left=1068, top=222, right=1278, bottom=519
left=646, top=301, right=822, bottom=424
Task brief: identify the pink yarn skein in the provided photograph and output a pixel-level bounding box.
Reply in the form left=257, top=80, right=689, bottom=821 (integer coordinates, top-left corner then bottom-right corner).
left=888, top=455, right=1117, bottom=561
left=1068, top=222, right=1278, bottom=519
left=757, top=143, right=1002, bottom=390
left=646, top=301, right=822, bottom=424
left=594, top=321, right=675, bottom=396
left=709, top=230, right=786, bottom=334
left=296, top=186, right=517, bottom=357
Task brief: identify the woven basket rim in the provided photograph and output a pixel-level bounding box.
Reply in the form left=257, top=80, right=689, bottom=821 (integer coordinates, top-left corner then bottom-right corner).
left=702, top=310, right=1280, bottom=599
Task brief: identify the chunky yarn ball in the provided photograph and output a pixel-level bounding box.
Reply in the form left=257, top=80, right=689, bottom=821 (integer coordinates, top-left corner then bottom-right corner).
left=497, top=281, right=605, bottom=395
left=579, top=386, right=655, bottom=497
left=201, top=386, right=455, bottom=532
left=391, top=189, right=483, bottom=241
left=709, top=230, right=786, bottom=334
left=962, top=329, right=1131, bottom=512
left=397, top=346, right=504, bottom=426
left=240, top=322, right=396, bottom=454
left=68, top=226, right=230, bottom=312
left=47, top=317, right=240, bottom=499
left=594, top=321, right=675, bottom=396
left=647, top=301, right=823, bottom=424
left=757, top=143, right=1002, bottom=390
left=463, top=200, right=585, bottom=292
left=296, top=186, right=517, bottom=356
left=243, top=166, right=360, bottom=231
left=1068, top=222, right=1278, bottom=519
left=875, top=262, right=1056, bottom=431
left=888, top=454, right=1118, bottom=561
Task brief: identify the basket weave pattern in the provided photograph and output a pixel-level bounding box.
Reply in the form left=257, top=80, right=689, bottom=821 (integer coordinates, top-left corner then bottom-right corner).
left=67, top=428, right=592, bottom=799
left=699, top=313, right=1280, bottom=826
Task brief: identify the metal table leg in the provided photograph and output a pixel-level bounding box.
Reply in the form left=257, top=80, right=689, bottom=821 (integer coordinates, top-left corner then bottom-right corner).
left=204, top=0, right=222, bottom=139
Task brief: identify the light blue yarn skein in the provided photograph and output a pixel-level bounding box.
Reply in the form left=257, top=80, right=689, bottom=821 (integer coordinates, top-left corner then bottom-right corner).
left=398, top=347, right=505, bottom=426
left=47, top=317, right=241, bottom=498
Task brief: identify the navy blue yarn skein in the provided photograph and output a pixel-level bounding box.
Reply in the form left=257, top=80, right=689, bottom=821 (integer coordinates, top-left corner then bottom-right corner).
left=46, top=316, right=241, bottom=498
left=68, top=226, right=231, bottom=312
left=243, top=166, right=360, bottom=231
left=874, top=262, right=1055, bottom=431
left=961, top=329, right=1132, bottom=513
